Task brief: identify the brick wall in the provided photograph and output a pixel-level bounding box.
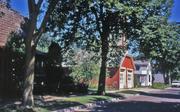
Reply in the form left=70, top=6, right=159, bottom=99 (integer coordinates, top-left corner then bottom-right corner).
left=0, top=3, right=23, bottom=47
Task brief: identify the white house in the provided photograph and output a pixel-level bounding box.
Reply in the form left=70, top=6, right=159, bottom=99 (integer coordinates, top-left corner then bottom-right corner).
left=134, top=60, right=152, bottom=86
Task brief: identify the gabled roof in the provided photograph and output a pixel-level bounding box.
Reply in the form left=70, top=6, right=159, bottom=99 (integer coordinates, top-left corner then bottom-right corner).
left=120, top=54, right=136, bottom=70
left=134, top=60, right=149, bottom=66
left=0, top=3, right=23, bottom=47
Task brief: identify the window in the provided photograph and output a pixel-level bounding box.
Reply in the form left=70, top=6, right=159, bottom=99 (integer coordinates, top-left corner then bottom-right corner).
left=128, top=74, right=131, bottom=80
left=120, top=74, right=123, bottom=80
left=135, top=65, right=140, bottom=70
left=120, top=69, right=125, bottom=72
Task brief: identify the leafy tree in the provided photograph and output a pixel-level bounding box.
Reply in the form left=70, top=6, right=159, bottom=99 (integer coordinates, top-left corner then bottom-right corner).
left=70, top=49, right=100, bottom=85
left=77, top=0, right=147, bottom=95
left=6, top=32, right=25, bottom=53
left=135, top=0, right=180, bottom=84
left=1, top=32, right=25, bottom=98
left=44, top=0, right=81, bottom=74
left=36, top=33, right=52, bottom=52
left=21, top=0, right=86, bottom=106
left=19, top=0, right=60, bottom=107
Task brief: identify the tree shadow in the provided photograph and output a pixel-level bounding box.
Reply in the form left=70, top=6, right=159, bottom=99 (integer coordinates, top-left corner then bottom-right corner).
left=91, top=101, right=180, bottom=112
left=117, top=90, right=141, bottom=95
left=138, top=91, right=180, bottom=99
left=105, top=93, right=126, bottom=99
left=34, top=94, right=125, bottom=111
left=118, top=90, right=180, bottom=100
left=35, top=99, right=83, bottom=111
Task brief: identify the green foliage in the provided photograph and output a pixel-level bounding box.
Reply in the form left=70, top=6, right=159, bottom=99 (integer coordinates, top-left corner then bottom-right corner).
left=134, top=75, right=141, bottom=88
left=71, top=62, right=99, bottom=84
left=3, top=32, right=25, bottom=98
left=6, top=32, right=25, bottom=54
left=70, top=50, right=100, bottom=85
left=46, top=0, right=83, bottom=52
left=36, top=33, right=52, bottom=53
left=152, top=83, right=169, bottom=89
left=132, top=0, right=179, bottom=81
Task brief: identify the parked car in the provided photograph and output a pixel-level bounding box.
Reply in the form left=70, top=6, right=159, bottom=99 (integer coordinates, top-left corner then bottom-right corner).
left=171, top=81, right=180, bottom=87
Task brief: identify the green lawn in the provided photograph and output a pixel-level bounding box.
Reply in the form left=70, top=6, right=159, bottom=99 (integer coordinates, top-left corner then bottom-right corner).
left=0, top=95, right=114, bottom=112
left=63, top=95, right=113, bottom=104
left=35, top=95, right=116, bottom=112
left=151, top=83, right=169, bottom=89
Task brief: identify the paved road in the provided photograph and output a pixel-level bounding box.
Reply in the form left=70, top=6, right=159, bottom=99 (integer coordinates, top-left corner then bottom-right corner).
left=85, top=88, right=180, bottom=112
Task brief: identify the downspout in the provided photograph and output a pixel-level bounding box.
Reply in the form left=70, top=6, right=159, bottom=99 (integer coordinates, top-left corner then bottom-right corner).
left=126, top=68, right=128, bottom=88
left=118, top=66, right=120, bottom=90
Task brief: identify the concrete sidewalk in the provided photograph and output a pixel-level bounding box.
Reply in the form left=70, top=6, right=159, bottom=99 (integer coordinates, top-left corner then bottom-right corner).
left=107, top=87, right=160, bottom=93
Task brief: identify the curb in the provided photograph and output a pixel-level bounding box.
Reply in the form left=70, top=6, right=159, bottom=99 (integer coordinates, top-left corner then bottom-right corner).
left=53, top=92, right=140, bottom=112
left=53, top=97, right=123, bottom=112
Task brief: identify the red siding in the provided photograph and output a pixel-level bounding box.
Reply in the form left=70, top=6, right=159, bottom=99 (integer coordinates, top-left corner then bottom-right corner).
left=121, top=56, right=134, bottom=69
left=106, top=67, right=119, bottom=89
left=106, top=55, right=135, bottom=89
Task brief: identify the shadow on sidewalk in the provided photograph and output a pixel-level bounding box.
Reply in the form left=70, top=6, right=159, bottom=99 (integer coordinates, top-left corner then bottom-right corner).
left=91, top=101, right=180, bottom=112
left=139, top=91, right=180, bottom=99
left=119, top=90, right=180, bottom=99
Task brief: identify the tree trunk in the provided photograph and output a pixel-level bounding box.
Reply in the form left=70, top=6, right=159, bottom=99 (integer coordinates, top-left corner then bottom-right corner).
left=168, top=71, right=171, bottom=86
left=97, top=32, right=109, bottom=95
left=23, top=45, right=36, bottom=107
left=163, top=71, right=167, bottom=84
left=97, top=54, right=107, bottom=95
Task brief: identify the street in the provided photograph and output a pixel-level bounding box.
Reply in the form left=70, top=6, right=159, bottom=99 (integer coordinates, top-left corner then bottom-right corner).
left=85, top=88, right=180, bottom=112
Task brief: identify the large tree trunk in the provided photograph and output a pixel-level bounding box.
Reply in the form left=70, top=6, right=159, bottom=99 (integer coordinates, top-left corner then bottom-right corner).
left=97, top=31, right=109, bottom=95
left=23, top=43, right=36, bottom=107
left=97, top=52, right=108, bottom=95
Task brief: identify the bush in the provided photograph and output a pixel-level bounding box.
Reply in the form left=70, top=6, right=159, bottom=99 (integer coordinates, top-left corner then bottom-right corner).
left=152, top=83, right=169, bottom=89
left=60, top=76, right=88, bottom=94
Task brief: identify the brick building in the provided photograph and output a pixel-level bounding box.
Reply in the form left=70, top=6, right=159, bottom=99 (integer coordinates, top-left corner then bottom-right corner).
left=0, top=2, right=23, bottom=97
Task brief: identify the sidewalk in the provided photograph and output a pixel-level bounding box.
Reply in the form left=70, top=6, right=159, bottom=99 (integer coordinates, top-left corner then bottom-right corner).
left=107, top=87, right=160, bottom=93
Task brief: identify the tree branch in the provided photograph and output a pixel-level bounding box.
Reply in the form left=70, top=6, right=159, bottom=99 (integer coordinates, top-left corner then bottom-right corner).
left=37, top=0, right=43, bottom=10
left=34, top=0, right=59, bottom=46
left=28, top=0, right=36, bottom=18
left=92, top=9, right=102, bottom=35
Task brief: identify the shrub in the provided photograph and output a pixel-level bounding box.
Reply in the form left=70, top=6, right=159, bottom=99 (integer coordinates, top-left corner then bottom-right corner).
left=152, top=83, right=169, bottom=89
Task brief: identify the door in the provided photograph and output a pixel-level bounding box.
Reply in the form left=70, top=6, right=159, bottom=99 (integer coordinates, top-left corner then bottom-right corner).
left=119, top=67, right=126, bottom=89
left=127, top=68, right=133, bottom=88
left=140, top=75, right=146, bottom=86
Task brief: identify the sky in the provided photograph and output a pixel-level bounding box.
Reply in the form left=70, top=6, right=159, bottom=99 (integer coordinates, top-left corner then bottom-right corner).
left=10, top=0, right=180, bottom=22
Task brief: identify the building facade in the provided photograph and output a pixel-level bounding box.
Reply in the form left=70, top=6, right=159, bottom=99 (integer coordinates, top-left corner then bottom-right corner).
left=0, top=2, right=23, bottom=97
left=134, top=60, right=152, bottom=86
left=106, top=55, right=135, bottom=89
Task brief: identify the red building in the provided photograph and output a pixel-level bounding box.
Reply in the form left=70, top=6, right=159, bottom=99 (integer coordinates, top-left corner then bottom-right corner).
left=106, top=55, right=135, bottom=89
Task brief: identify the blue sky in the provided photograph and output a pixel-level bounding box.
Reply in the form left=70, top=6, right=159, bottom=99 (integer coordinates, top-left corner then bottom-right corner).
left=11, top=0, right=180, bottom=22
